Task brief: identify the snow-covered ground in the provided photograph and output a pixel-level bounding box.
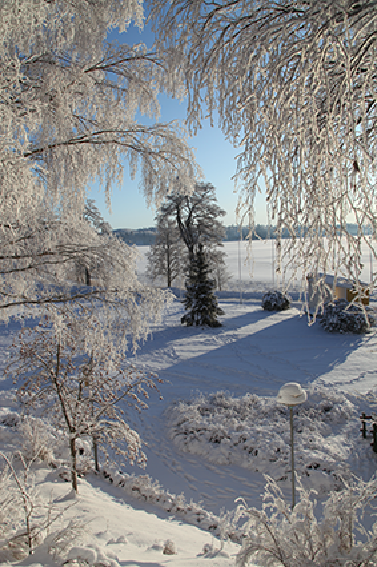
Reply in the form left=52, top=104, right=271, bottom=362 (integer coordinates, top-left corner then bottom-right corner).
left=1, top=241, right=377, bottom=566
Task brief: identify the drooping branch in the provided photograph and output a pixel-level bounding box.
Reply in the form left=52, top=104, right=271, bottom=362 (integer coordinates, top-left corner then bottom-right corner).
left=151, top=0, right=377, bottom=315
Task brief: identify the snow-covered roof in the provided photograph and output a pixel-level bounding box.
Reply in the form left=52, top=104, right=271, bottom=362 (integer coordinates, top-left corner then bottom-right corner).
left=307, top=273, right=368, bottom=288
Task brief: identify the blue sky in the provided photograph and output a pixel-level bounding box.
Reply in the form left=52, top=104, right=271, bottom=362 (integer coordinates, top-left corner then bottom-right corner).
left=87, top=20, right=268, bottom=230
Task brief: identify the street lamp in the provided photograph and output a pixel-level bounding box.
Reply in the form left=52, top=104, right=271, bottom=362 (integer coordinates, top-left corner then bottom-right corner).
left=277, top=382, right=307, bottom=509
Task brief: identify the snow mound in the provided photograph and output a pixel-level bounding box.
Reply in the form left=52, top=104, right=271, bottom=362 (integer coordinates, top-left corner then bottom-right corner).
left=66, top=545, right=120, bottom=567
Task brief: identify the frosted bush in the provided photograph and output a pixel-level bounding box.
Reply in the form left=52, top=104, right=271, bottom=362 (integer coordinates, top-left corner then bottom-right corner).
left=235, top=474, right=377, bottom=567
left=163, top=539, right=177, bottom=555
left=66, top=545, right=120, bottom=567
left=44, top=519, right=86, bottom=563
left=0, top=413, right=20, bottom=427
left=167, top=388, right=359, bottom=493
left=321, top=300, right=376, bottom=334
left=262, top=291, right=290, bottom=311
left=99, top=467, right=221, bottom=535
left=67, top=547, right=97, bottom=565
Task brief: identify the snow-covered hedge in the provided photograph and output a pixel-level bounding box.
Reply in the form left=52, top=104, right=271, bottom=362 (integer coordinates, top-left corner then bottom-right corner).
left=166, top=388, right=361, bottom=494
left=320, top=299, right=376, bottom=333
left=261, top=290, right=290, bottom=311
left=99, top=468, right=222, bottom=534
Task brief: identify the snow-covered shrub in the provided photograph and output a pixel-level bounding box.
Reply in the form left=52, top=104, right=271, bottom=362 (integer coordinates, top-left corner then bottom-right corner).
left=149, top=540, right=164, bottom=551
left=0, top=417, right=83, bottom=563
left=163, top=539, right=176, bottom=555
left=67, top=547, right=97, bottom=565
left=235, top=474, right=377, bottom=567
left=44, top=519, right=87, bottom=563
left=0, top=462, right=24, bottom=561
left=200, top=542, right=230, bottom=559
left=65, top=544, right=120, bottom=567
left=0, top=448, right=46, bottom=560
left=18, top=418, right=55, bottom=465
left=321, top=300, right=376, bottom=334
left=167, top=388, right=358, bottom=493
left=262, top=291, right=290, bottom=311
left=0, top=413, right=20, bottom=427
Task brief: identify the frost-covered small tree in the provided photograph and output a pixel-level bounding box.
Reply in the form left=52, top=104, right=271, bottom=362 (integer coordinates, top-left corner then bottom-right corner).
left=147, top=214, right=186, bottom=287
left=234, top=474, right=377, bottom=567
left=206, top=246, right=232, bottom=291
left=0, top=458, right=23, bottom=559
left=0, top=418, right=59, bottom=559
left=0, top=450, right=43, bottom=558
left=7, top=307, right=162, bottom=493
left=0, top=419, right=83, bottom=562
left=181, top=244, right=224, bottom=327
left=151, top=1, right=377, bottom=316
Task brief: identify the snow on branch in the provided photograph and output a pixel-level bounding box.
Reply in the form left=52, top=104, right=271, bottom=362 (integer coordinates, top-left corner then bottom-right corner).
left=151, top=0, right=377, bottom=315
left=0, top=0, right=201, bottom=329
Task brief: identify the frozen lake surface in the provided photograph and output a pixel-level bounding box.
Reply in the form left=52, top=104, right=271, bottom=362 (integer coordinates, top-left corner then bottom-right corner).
left=136, top=239, right=375, bottom=292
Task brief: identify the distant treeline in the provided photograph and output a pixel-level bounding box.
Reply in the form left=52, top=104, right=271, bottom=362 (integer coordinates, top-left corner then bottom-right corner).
left=113, top=224, right=366, bottom=246
left=113, top=227, right=157, bottom=245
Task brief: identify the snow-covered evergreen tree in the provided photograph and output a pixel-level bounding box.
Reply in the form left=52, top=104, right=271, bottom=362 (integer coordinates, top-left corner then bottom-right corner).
left=155, top=182, right=229, bottom=291
left=181, top=244, right=224, bottom=327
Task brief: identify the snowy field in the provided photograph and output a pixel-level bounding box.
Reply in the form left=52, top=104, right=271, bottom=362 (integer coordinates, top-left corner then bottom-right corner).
left=1, top=241, right=377, bottom=566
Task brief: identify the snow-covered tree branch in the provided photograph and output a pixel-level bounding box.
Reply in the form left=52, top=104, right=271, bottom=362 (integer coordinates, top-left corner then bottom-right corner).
left=0, top=0, right=201, bottom=328
left=234, top=474, right=377, bottom=567
left=151, top=0, right=377, bottom=311
left=159, top=182, right=226, bottom=262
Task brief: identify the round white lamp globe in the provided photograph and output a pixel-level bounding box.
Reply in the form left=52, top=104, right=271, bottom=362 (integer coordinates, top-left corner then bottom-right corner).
left=277, top=382, right=307, bottom=406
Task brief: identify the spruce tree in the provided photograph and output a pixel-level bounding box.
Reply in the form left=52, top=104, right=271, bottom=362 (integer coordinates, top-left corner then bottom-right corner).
left=181, top=244, right=224, bottom=327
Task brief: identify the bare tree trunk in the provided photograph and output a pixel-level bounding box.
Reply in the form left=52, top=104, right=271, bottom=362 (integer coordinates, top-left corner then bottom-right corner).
left=167, top=236, right=172, bottom=287
left=70, top=436, right=78, bottom=492
left=93, top=435, right=100, bottom=472
left=26, top=514, right=32, bottom=555
left=53, top=344, right=79, bottom=493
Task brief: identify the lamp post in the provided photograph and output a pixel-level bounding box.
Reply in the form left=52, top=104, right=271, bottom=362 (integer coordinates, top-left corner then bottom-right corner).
left=238, top=227, right=242, bottom=304
left=277, top=382, right=307, bottom=509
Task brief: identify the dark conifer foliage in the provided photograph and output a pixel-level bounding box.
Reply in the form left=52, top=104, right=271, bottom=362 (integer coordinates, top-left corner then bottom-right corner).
left=181, top=244, right=224, bottom=327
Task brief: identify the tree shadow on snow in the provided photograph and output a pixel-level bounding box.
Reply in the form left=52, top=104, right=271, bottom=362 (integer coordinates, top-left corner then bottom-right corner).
left=134, top=306, right=369, bottom=398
